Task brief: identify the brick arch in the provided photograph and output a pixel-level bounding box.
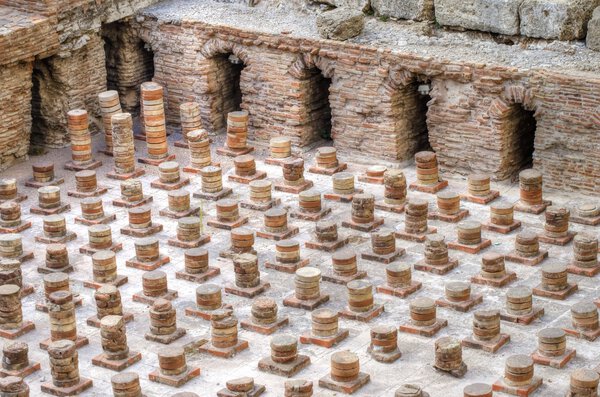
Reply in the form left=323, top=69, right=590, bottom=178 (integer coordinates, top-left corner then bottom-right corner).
left=200, top=38, right=251, bottom=65
left=288, top=53, right=335, bottom=80
left=488, top=84, right=541, bottom=180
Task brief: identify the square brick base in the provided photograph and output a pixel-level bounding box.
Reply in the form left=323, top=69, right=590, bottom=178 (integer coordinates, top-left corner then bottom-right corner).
left=319, top=372, right=370, bottom=394
left=30, top=203, right=71, bottom=216
left=264, top=156, right=293, bottom=166
left=433, top=362, right=467, bottom=378
left=150, top=177, right=191, bottom=191
left=538, top=231, right=576, bottom=246
left=144, top=328, right=187, bottom=344
left=492, top=376, right=542, bottom=397
left=219, top=248, right=257, bottom=260
left=275, top=180, right=316, bottom=194
left=290, top=207, right=332, bottom=221
left=37, top=264, right=74, bottom=274
left=199, top=340, right=249, bottom=358
left=305, top=237, right=349, bottom=252
left=265, top=258, right=310, bottom=273
left=194, top=188, right=233, bottom=201
left=375, top=201, right=406, bottom=214
left=79, top=242, right=123, bottom=256
left=300, top=329, right=349, bottom=348
left=460, top=190, right=500, bottom=205
left=176, top=267, right=220, bottom=283
left=87, top=312, right=134, bottom=328
left=40, top=335, right=88, bottom=351
left=571, top=214, right=600, bottom=226
left=241, top=317, right=289, bottom=335
left=532, top=283, right=578, bottom=300
left=67, top=186, right=108, bottom=198
left=256, top=226, right=299, bottom=241
left=225, top=281, right=270, bottom=298
left=25, top=177, right=64, bottom=188
left=414, top=258, right=459, bottom=275
left=74, top=213, right=116, bottom=226
left=462, top=333, right=510, bottom=353
left=159, top=206, right=200, bottom=219
left=149, top=366, right=201, bottom=387
left=41, top=377, right=92, bottom=396
left=207, top=216, right=248, bottom=230
left=283, top=293, right=330, bottom=311
left=368, top=346, right=401, bottom=363
left=323, top=270, right=367, bottom=285
left=217, top=384, right=265, bottom=397
left=132, top=289, right=178, bottom=305
left=112, top=195, right=153, bottom=208
left=183, top=162, right=220, bottom=174
left=514, top=200, right=552, bottom=215
left=361, top=248, right=405, bottom=264
left=399, top=319, right=448, bottom=337
left=64, top=159, right=102, bottom=171
left=83, top=274, right=128, bottom=290
left=228, top=171, right=267, bottom=185
left=339, top=304, right=384, bottom=323
left=409, top=180, right=448, bottom=194
left=308, top=163, right=347, bottom=175
left=531, top=348, right=575, bottom=369
left=504, top=250, right=548, bottom=266
left=341, top=218, right=384, bottom=232
left=126, top=255, right=171, bottom=271
left=358, top=175, right=384, bottom=185
left=168, top=234, right=211, bottom=249
left=567, top=263, right=600, bottom=277
left=324, top=189, right=363, bottom=203
left=435, top=294, right=483, bottom=312
left=500, top=307, right=544, bottom=325
left=471, top=272, right=517, bottom=288
left=448, top=239, right=491, bottom=254
left=106, top=167, right=146, bottom=181
left=216, top=146, right=254, bottom=157
left=35, top=232, right=77, bottom=244
left=185, top=304, right=233, bottom=321
left=0, top=321, right=35, bottom=339
left=481, top=220, right=522, bottom=234
left=240, top=198, right=281, bottom=212
left=0, top=221, right=32, bottom=234
left=377, top=281, right=422, bottom=298
left=258, top=354, right=310, bottom=377
left=395, top=226, right=437, bottom=243
left=563, top=326, right=600, bottom=341
left=92, top=350, right=142, bottom=371
left=0, top=360, right=40, bottom=378
left=120, top=223, right=163, bottom=237
left=137, top=153, right=176, bottom=166
left=428, top=209, right=469, bottom=223
left=0, top=194, right=27, bottom=205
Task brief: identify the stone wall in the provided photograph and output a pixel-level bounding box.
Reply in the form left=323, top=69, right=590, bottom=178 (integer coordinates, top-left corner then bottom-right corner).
left=137, top=15, right=600, bottom=193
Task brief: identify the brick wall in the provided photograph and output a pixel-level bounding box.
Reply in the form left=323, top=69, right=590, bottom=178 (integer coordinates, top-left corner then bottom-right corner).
left=0, top=62, right=33, bottom=166
left=137, top=16, right=600, bottom=193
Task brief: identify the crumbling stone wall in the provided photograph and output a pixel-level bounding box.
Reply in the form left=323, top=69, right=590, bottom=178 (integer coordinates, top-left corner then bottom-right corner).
left=0, top=62, right=33, bottom=167
left=103, top=19, right=155, bottom=113
left=137, top=15, right=600, bottom=193
left=32, top=33, right=107, bottom=147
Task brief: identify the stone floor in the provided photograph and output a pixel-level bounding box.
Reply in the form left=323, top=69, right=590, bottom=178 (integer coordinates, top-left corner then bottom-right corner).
left=5, top=131, right=600, bottom=397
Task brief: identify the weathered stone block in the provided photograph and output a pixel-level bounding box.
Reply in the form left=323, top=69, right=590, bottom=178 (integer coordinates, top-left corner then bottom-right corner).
left=319, top=0, right=372, bottom=12
left=316, top=8, right=365, bottom=40
left=435, top=0, right=521, bottom=35
left=520, top=0, right=600, bottom=39
left=587, top=6, right=600, bottom=50
left=372, top=0, right=435, bottom=21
